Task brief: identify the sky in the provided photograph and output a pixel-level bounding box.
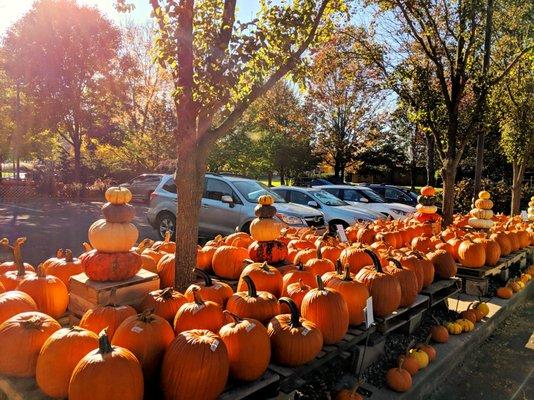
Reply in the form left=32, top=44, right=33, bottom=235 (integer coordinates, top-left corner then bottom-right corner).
left=0, top=0, right=260, bottom=35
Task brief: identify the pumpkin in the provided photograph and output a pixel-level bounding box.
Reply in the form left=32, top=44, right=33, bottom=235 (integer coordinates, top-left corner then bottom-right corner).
left=386, top=362, right=412, bottom=392
left=134, top=239, right=157, bottom=272
left=141, top=287, right=187, bottom=323
left=447, top=237, right=464, bottom=261
left=79, top=298, right=137, bottom=339
left=250, top=218, right=281, bottom=242
left=456, top=318, right=475, bottom=332
left=411, top=235, right=433, bottom=252
left=305, top=246, right=335, bottom=276
left=507, top=280, right=522, bottom=293
left=102, top=202, right=135, bottom=223
left=43, top=249, right=82, bottom=286
left=470, top=208, right=493, bottom=220
left=398, top=354, right=419, bottom=376
left=301, top=275, right=349, bottom=344
left=156, top=253, right=176, bottom=288
left=357, top=226, right=376, bottom=244
left=284, top=279, right=312, bottom=310
left=413, top=251, right=435, bottom=287
left=460, top=308, right=477, bottom=324
left=69, top=330, right=143, bottom=400
left=0, top=311, right=61, bottom=377
left=105, top=186, right=133, bottom=204
left=473, top=301, right=490, bottom=317
left=0, top=290, right=37, bottom=324
left=427, top=249, right=457, bottom=279
left=320, top=244, right=343, bottom=265
left=237, top=261, right=283, bottom=297
left=226, top=276, right=281, bottom=324
left=161, top=329, right=229, bottom=400
left=420, top=186, right=436, bottom=196
left=288, top=238, right=315, bottom=251
left=36, top=327, right=99, bottom=398
left=505, top=231, right=520, bottom=252
left=468, top=218, right=494, bottom=229
left=212, top=245, right=249, bottom=279
left=173, top=288, right=225, bottom=334
left=153, top=231, right=176, bottom=253
left=197, top=244, right=217, bottom=271
left=496, top=286, right=513, bottom=299
left=0, top=265, right=36, bottom=291
left=248, top=240, right=288, bottom=264
left=112, top=311, right=175, bottom=382
left=88, top=219, right=138, bottom=253
left=385, top=259, right=418, bottom=307
left=478, top=190, right=491, bottom=200
left=225, top=231, right=251, bottom=246
left=473, top=238, right=501, bottom=266
left=339, top=245, right=375, bottom=274
left=355, top=249, right=401, bottom=317
left=474, top=198, right=493, bottom=210
left=490, top=232, right=512, bottom=256
left=282, top=263, right=317, bottom=294
left=267, top=298, right=323, bottom=367
left=472, top=306, right=485, bottom=321
left=336, top=388, right=364, bottom=400
left=409, top=348, right=429, bottom=368
left=81, top=249, right=141, bottom=282
left=458, top=239, right=486, bottom=268
left=445, top=321, right=463, bottom=335
left=430, top=325, right=449, bottom=343
left=17, top=265, right=68, bottom=319
left=398, top=254, right=424, bottom=292
left=219, top=312, right=271, bottom=381
left=185, top=268, right=234, bottom=307
left=0, top=237, right=34, bottom=276
left=417, top=343, right=436, bottom=361
left=325, top=266, right=369, bottom=326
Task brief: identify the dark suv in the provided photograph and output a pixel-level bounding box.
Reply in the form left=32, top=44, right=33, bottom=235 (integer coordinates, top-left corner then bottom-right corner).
left=365, top=184, right=418, bottom=206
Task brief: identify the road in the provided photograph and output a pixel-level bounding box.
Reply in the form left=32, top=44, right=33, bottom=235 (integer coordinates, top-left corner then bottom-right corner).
left=0, top=199, right=159, bottom=265
left=431, top=298, right=534, bottom=400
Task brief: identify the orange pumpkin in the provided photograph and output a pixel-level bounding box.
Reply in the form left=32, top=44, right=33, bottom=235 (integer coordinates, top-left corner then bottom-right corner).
left=212, top=245, right=249, bottom=279
left=282, top=263, right=316, bottom=294
left=474, top=237, right=501, bottom=266
left=196, top=245, right=217, bottom=271
left=237, top=261, right=283, bottom=297
left=458, top=239, right=486, bottom=268
left=42, top=249, right=83, bottom=286
left=248, top=240, right=288, bottom=264
left=385, top=259, right=418, bottom=307
left=490, top=232, right=511, bottom=256
left=140, top=287, right=187, bottom=323
left=427, top=249, right=457, bottom=279
left=0, top=237, right=34, bottom=276
left=173, top=288, right=225, bottom=334
left=0, top=290, right=37, bottom=324
left=156, top=253, right=176, bottom=288
left=284, top=279, right=312, bottom=310
left=185, top=268, right=234, bottom=307
left=0, top=311, right=61, bottom=377
left=339, top=244, right=375, bottom=274
left=80, top=249, right=142, bottom=282
left=79, top=298, right=136, bottom=340
left=36, top=327, right=99, bottom=398
left=306, top=245, right=335, bottom=276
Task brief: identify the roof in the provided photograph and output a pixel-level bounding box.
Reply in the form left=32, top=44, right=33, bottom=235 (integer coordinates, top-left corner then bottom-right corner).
left=273, top=186, right=322, bottom=192
left=314, top=184, right=374, bottom=191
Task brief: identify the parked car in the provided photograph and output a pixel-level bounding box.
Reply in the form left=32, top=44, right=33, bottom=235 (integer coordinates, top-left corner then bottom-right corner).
left=272, top=186, right=383, bottom=231
left=318, top=185, right=415, bottom=219
left=147, top=174, right=326, bottom=239
left=120, top=174, right=163, bottom=202
left=364, top=184, right=418, bottom=206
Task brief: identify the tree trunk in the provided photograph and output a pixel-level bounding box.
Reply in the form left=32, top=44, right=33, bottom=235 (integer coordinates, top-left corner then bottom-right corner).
left=16, top=157, right=20, bottom=180
left=510, top=160, right=525, bottom=216
left=333, top=160, right=341, bottom=179
left=73, top=141, right=82, bottom=184
left=473, top=131, right=485, bottom=197
left=267, top=171, right=273, bottom=187
left=441, top=160, right=457, bottom=225
left=425, top=133, right=436, bottom=186
left=280, top=169, right=285, bottom=186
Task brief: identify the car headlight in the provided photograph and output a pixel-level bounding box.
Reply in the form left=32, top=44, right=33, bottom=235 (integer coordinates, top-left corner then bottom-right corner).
left=276, top=213, right=305, bottom=225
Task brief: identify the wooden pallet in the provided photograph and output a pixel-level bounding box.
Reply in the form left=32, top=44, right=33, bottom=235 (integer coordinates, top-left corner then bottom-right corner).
left=456, top=249, right=528, bottom=279
left=374, top=294, right=429, bottom=334
left=269, top=326, right=374, bottom=393
left=219, top=371, right=279, bottom=400
left=0, top=376, right=50, bottom=400
left=421, top=278, right=461, bottom=307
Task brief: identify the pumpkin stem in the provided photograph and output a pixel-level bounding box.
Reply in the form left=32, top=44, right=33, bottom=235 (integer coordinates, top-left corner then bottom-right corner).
left=279, top=297, right=302, bottom=328
left=316, top=275, right=325, bottom=290
left=138, top=309, right=155, bottom=323
left=64, top=249, right=73, bottom=262
left=343, top=265, right=352, bottom=281
left=242, top=275, right=258, bottom=298
left=335, top=259, right=343, bottom=274
left=260, top=261, right=270, bottom=271
left=164, top=230, right=171, bottom=243
left=387, top=257, right=403, bottom=270
left=191, top=287, right=206, bottom=305
left=136, top=238, right=152, bottom=254
left=9, top=237, right=27, bottom=275
left=194, top=268, right=213, bottom=287
left=297, top=262, right=305, bottom=271
left=56, top=248, right=64, bottom=258
left=160, top=287, right=175, bottom=300
left=363, top=248, right=382, bottom=273
left=82, top=242, right=93, bottom=252
left=97, top=330, right=113, bottom=354
left=35, top=263, right=45, bottom=278
left=20, top=316, right=45, bottom=329
left=316, top=243, right=322, bottom=260
left=223, top=310, right=242, bottom=324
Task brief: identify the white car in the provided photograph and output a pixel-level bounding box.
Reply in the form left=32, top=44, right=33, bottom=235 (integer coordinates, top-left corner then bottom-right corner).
left=317, top=185, right=415, bottom=219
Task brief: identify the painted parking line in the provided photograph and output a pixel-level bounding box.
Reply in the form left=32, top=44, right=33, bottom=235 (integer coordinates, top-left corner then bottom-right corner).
left=0, top=203, right=44, bottom=213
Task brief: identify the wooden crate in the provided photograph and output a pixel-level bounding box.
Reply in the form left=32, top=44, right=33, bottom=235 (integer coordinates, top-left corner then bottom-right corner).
left=463, top=276, right=489, bottom=296
left=421, top=278, right=461, bottom=307
left=68, top=269, right=160, bottom=317
left=219, top=371, right=279, bottom=400
left=456, top=249, right=528, bottom=279
left=375, top=294, right=429, bottom=334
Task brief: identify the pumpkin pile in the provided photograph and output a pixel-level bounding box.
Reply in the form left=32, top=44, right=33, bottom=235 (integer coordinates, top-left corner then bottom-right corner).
left=81, top=187, right=142, bottom=282
left=414, top=186, right=441, bottom=231
left=528, top=196, right=534, bottom=221
left=468, top=191, right=495, bottom=229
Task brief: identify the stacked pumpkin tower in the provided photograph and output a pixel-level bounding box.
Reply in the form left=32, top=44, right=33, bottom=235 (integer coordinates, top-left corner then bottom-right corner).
left=247, top=195, right=288, bottom=264
left=82, top=187, right=142, bottom=281
left=528, top=196, right=534, bottom=221
left=468, top=191, right=495, bottom=229
left=414, top=186, right=441, bottom=234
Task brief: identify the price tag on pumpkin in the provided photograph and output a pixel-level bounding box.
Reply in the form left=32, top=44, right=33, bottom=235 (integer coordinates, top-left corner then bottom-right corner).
left=364, top=297, right=374, bottom=329
left=336, top=224, right=348, bottom=243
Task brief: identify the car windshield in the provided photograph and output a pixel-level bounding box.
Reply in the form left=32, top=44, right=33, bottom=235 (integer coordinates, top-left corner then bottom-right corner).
left=345, top=188, right=385, bottom=203
left=233, top=180, right=286, bottom=203
left=311, top=190, right=347, bottom=206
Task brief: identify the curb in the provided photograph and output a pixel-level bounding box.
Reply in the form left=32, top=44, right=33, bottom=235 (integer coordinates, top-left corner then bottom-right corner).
left=370, top=280, right=534, bottom=399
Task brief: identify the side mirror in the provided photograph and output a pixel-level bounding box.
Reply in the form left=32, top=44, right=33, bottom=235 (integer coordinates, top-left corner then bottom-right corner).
left=221, top=195, right=234, bottom=205
left=307, top=200, right=320, bottom=208
left=359, top=197, right=369, bottom=203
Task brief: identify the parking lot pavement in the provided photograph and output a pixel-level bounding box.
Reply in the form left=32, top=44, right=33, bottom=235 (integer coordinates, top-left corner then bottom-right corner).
left=0, top=199, right=159, bottom=265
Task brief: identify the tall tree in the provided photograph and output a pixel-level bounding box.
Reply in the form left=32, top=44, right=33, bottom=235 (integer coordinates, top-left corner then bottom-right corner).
left=131, top=0, right=345, bottom=290
left=356, top=0, right=532, bottom=224
left=3, top=0, right=124, bottom=185
left=308, top=28, right=385, bottom=181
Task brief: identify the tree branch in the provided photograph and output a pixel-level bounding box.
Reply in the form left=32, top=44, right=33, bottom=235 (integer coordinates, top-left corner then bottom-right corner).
left=490, top=45, right=533, bottom=86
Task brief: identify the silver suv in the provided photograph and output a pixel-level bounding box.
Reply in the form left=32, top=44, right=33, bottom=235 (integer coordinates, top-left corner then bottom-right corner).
left=272, top=186, right=384, bottom=231
left=147, top=174, right=327, bottom=239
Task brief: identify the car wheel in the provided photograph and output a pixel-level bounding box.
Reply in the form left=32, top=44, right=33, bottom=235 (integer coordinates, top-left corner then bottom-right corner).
left=156, top=212, right=176, bottom=240
left=240, top=222, right=251, bottom=234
